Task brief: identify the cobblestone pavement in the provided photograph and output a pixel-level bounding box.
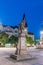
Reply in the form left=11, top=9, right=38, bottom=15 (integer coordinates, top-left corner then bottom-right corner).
left=0, top=47, right=43, bottom=65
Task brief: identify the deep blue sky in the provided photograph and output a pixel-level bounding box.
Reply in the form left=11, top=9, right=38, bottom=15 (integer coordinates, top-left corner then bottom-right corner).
left=0, top=0, right=43, bottom=39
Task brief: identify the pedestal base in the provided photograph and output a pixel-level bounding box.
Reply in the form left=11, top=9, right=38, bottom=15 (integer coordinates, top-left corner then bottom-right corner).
left=10, top=54, right=34, bottom=61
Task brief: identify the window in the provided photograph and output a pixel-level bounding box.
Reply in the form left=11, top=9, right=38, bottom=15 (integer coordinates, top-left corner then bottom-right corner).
left=15, top=30, right=18, bottom=33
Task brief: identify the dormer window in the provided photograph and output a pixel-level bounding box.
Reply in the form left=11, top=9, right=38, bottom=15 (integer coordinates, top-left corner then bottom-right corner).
left=15, top=30, right=18, bottom=33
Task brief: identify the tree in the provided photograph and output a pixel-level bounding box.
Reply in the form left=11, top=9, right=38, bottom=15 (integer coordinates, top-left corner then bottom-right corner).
left=33, top=40, right=37, bottom=45
left=26, top=35, right=33, bottom=46
left=0, top=32, right=9, bottom=45
left=9, top=35, right=18, bottom=46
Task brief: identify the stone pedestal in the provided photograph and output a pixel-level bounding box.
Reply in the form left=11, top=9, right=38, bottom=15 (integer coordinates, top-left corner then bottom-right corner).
left=17, top=33, right=27, bottom=55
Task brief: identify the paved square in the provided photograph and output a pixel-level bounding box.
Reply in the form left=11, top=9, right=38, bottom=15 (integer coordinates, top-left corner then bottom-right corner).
left=0, top=47, right=43, bottom=65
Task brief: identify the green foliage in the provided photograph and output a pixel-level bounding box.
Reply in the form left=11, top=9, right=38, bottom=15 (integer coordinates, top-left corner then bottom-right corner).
left=9, top=35, right=18, bottom=45
left=0, top=32, right=9, bottom=44
left=0, top=32, right=18, bottom=47
left=0, top=32, right=18, bottom=45
left=33, top=40, right=37, bottom=45
left=26, top=35, right=33, bottom=46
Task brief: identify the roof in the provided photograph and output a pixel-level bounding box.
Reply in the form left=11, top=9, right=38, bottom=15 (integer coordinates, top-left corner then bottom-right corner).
left=3, top=25, right=7, bottom=27
left=28, top=32, right=34, bottom=35
left=10, top=26, right=18, bottom=29
left=3, top=25, right=18, bottom=29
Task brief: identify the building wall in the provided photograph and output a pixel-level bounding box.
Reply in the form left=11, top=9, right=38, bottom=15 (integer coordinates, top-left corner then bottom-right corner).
left=40, top=34, right=43, bottom=40
left=40, top=31, right=43, bottom=40
left=0, top=22, right=34, bottom=38
left=27, top=34, right=34, bottom=40
left=0, top=22, right=4, bottom=32
left=13, top=28, right=19, bottom=36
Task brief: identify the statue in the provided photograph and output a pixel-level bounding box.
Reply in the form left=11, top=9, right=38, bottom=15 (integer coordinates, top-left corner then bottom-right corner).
left=10, top=14, right=33, bottom=60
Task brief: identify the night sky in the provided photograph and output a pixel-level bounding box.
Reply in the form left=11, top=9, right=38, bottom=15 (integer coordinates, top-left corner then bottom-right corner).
left=0, top=0, right=43, bottom=39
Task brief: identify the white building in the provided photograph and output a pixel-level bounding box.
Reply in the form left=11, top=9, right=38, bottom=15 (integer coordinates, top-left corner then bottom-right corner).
left=0, top=22, right=4, bottom=32
left=40, top=30, right=43, bottom=40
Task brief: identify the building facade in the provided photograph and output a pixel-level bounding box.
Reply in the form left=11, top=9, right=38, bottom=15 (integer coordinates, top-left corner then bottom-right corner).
left=0, top=14, right=34, bottom=39
left=40, top=30, right=43, bottom=40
